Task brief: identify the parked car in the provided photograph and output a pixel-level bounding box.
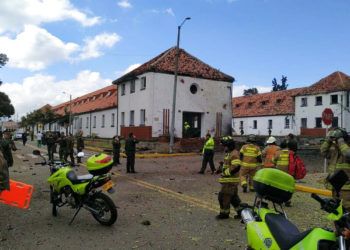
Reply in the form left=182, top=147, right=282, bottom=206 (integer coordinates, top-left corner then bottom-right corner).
left=14, top=132, right=23, bottom=141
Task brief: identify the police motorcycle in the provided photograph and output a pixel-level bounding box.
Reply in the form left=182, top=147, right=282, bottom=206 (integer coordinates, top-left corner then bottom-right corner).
left=241, top=168, right=350, bottom=250
left=33, top=150, right=117, bottom=226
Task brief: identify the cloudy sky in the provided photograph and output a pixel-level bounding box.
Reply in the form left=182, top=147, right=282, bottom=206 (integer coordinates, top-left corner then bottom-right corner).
left=0, top=0, right=349, bottom=118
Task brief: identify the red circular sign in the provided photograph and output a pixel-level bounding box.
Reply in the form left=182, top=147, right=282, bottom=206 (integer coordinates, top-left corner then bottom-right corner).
left=322, top=108, right=334, bottom=125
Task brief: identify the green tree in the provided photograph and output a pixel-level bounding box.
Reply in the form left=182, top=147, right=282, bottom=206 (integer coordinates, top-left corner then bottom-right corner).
left=243, top=87, right=259, bottom=96
left=0, top=53, right=9, bottom=85
left=272, top=75, right=288, bottom=91
left=0, top=92, right=15, bottom=117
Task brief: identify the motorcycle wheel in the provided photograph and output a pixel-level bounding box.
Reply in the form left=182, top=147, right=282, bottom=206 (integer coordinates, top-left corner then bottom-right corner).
left=50, top=186, right=58, bottom=217
left=90, top=193, right=117, bottom=226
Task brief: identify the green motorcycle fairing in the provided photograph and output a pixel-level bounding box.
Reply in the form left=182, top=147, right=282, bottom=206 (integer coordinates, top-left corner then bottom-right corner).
left=47, top=167, right=89, bottom=195
left=247, top=207, right=337, bottom=250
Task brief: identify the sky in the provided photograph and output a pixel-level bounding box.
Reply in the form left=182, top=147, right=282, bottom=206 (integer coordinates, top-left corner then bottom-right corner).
left=0, top=0, right=349, bottom=119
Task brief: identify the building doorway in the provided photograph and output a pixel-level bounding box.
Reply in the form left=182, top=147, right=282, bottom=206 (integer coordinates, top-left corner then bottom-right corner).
left=183, top=112, right=201, bottom=138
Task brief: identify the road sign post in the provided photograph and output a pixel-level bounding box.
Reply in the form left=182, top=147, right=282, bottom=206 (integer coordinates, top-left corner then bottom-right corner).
left=322, top=108, right=334, bottom=173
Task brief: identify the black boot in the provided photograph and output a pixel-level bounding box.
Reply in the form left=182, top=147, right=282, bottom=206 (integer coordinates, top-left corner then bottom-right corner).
left=216, top=213, right=229, bottom=220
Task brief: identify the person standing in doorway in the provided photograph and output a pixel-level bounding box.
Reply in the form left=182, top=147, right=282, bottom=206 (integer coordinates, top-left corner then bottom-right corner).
left=125, top=133, right=138, bottom=173
left=112, top=135, right=121, bottom=166
left=198, top=133, right=216, bottom=174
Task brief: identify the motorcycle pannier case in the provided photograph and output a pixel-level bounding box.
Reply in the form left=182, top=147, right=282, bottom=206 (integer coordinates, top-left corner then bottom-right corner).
left=253, top=168, right=295, bottom=203
left=86, top=153, right=113, bottom=175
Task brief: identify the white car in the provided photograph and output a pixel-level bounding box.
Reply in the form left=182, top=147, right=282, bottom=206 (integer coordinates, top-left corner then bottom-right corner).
left=14, top=132, right=23, bottom=140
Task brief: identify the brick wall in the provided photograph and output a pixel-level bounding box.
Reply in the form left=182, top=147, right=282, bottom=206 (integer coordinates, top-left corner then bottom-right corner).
left=121, top=126, right=152, bottom=140
left=300, top=128, right=326, bottom=137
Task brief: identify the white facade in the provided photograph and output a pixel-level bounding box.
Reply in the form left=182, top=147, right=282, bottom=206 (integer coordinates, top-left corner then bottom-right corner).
left=295, top=91, right=350, bottom=134
left=117, top=72, right=233, bottom=138
left=44, top=108, right=118, bottom=138
left=233, top=115, right=296, bottom=136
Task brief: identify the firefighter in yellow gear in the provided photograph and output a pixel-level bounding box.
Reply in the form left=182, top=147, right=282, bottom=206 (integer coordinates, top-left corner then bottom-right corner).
left=239, top=135, right=262, bottom=192
left=262, top=136, right=280, bottom=168
left=198, top=133, right=216, bottom=174
left=216, top=137, right=242, bottom=219
left=322, top=128, right=350, bottom=211
left=273, top=140, right=290, bottom=173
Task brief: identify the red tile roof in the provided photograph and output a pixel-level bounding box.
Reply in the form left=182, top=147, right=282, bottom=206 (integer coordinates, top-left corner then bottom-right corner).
left=297, top=71, right=350, bottom=96
left=112, top=47, right=234, bottom=84
left=232, top=88, right=307, bottom=117
left=51, top=85, right=117, bottom=116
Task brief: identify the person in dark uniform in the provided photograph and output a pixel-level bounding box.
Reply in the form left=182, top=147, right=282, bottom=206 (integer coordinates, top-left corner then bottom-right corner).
left=0, top=131, right=17, bottom=167
left=0, top=148, right=9, bottom=192
left=287, top=133, right=298, bottom=153
left=76, top=131, right=84, bottom=163
left=46, top=131, right=56, bottom=162
left=65, top=133, right=75, bottom=165
left=112, top=135, right=121, bottom=166
left=58, top=132, right=67, bottom=162
left=125, top=133, right=138, bottom=173
left=21, top=131, right=28, bottom=146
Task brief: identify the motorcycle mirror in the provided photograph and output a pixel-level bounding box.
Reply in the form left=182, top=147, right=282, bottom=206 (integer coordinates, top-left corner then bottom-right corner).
left=327, top=170, right=349, bottom=195
left=77, top=152, right=85, bottom=158
left=32, top=150, right=41, bottom=156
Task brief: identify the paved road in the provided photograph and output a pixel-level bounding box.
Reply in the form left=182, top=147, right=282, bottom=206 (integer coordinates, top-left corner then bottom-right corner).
left=0, top=141, right=250, bottom=249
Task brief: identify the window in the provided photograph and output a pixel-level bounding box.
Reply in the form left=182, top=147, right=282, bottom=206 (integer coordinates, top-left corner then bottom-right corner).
left=93, top=116, right=96, bottom=128
left=101, top=114, right=105, bottom=128
left=130, top=80, right=135, bottom=93
left=111, top=113, right=115, bottom=127
left=140, top=109, right=146, bottom=125
left=301, top=118, right=307, bottom=128
left=121, top=84, right=125, bottom=96
left=331, top=95, right=338, bottom=104
left=190, top=84, right=198, bottom=94
left=74, top=117, right=77, bottom=129
left=347, top=92, right=350, bottom=107
left=235, top=104, right=240, bottom=108
left=276, top=99, right=282, bottom=104
left=332, top=117, right=339, bottom=127
left=315, top=117, right=322, bottom=128
left=130, top=110, right=134, bottom=126
left=240, top=121, right=244, bottom=129
left=301, top=97, right=308, bottom=107
left=86, top=117, right=89, bottom=128
left=140, top=77, right=146, bottom=90
left=253, top=120, right=257, bottom=129
left=121, top=112, right=125, bottom=126
left=268, top=120, right=272, bottom=129
left=248, top=102, right=253, bottom=108
left=79, top=118, right=82, bottom=129
left=261, top=101, right=268, bottom=106
left=315, top=96, right=322, bottom=106
left=285, top=117, right=290, bottom=129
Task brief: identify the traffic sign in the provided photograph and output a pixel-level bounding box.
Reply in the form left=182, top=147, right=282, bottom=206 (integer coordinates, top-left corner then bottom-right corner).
left=322, top=108, right=334, bottom=125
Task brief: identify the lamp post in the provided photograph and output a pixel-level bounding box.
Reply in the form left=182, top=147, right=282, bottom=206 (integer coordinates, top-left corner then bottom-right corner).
left=63, top=92, right=72, bottom=134
left=169, top=17, right=191, bottom=154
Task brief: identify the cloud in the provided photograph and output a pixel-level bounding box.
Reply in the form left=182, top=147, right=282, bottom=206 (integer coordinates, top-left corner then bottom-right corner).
left=233, top=84, right=271, bottom=97
left=0, top=25, right=79, bottom=71
left=165, top=8, right=175, bottom=17
left=115, top=63, right=141, bottom=77
left=118, top=0, right=132, bottom=9
left=0, top=0, right=101, bottom=33
left=78, top=33, right=121, bottom=60
left=1, top=70, right=112, bottom=118
left=147, top=8, right=175, bottom=17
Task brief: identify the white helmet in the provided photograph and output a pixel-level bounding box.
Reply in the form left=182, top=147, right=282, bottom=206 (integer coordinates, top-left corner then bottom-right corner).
left=266, top=136, right=276, bottom=144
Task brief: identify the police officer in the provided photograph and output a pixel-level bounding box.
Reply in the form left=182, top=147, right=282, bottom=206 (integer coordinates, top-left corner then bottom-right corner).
left=112, top=135, right=121, bottom=166
left=46, top=131, right=56, bottom=162
left=321, top=128, right=350, bottom=211
left=65, top=133, right=75, bottom=165
left=198, top=133, right=216, bottom=174
left=240, top=135, right=262, bottom=192
left=0, top=149, right=9, bottom=192
left=0, top=131, right=17, bottom=167
left=216, top=137, right=242, bottom=219
left=58, top=132, right=67, bottom=162
left=125, top=133, right=138, bottom=173
left=76, top=131, right=84, bottom=163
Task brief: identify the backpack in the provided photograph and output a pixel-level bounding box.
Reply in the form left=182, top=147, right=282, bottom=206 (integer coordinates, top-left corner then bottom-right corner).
left=288, top=151, right=307, bottom=180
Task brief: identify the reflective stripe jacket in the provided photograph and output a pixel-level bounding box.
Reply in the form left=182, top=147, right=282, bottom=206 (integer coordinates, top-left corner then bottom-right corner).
left=202, top=137, right=215, bottom=154
left=218, top=150, right=240, bottom=184
left=273, top=149, right=290, bottom=173
left=240, top=143, right=262, bottom=168
left=320, top=140, right=340, bottom=174
left=262, top=145, right=280, bottom=168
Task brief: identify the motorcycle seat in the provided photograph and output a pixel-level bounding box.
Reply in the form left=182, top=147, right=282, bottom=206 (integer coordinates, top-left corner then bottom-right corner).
left=265, top=213, right=312, bottom=250
left=66, top=171, right=93, bottom=184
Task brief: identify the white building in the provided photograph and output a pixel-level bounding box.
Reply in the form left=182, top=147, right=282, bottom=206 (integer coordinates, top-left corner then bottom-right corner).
left=294, top=71, right=350, bottom=136
left=49, top=85, right=118, bottom=138
left=112, top=47, right=234, bottom=140
left=232, top=71, right=350, bottom=137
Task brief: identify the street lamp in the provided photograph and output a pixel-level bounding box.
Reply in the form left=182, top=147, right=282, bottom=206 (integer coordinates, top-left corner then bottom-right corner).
left=63, top=92, right=72, bottom=134
left=169, top=17, right=191, bottom=154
